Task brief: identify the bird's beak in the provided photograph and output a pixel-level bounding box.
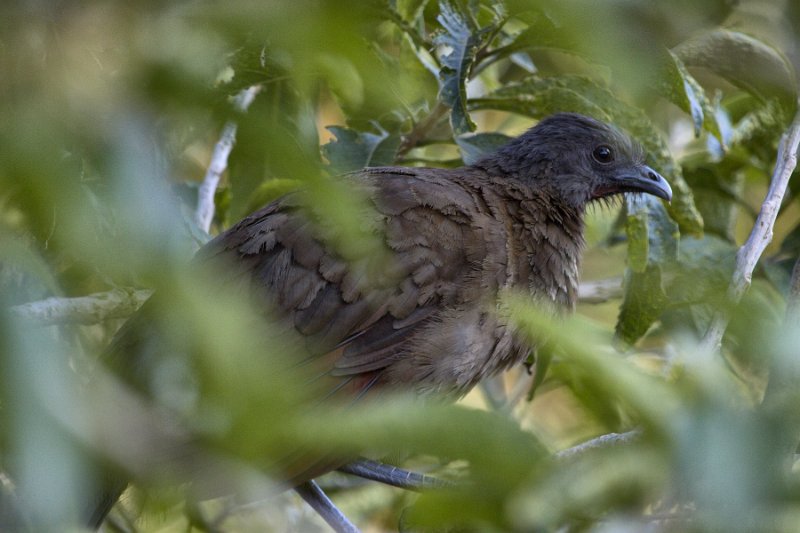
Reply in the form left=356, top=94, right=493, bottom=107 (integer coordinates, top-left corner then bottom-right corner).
left=614, top=165, right=673, bottom=202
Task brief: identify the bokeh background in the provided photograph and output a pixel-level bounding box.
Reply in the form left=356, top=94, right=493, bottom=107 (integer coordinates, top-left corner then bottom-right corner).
left=2, top=0, right=800, bottom=531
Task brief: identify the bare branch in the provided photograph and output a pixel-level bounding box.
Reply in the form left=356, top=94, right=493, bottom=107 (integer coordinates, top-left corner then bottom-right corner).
left=195, top=85, right=261, bottom=234
left=700, top=105, right=800, bottom=354
left=9, top=289, right=152, bottom=326
left=1, top=272, right=622, bottom=328
left=555, top=429, right=643, bottom=460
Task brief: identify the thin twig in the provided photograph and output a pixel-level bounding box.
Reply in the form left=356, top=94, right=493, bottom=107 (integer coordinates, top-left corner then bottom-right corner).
left=195, top=85, right=261, bottom=234
left=9, top=288, right=152, bottom=326
left=700, top=105, right=800, bottom=355
left=555, top=429, right=643, bottom=460
left=396, top=102, right=449, bottom=157
left=4, top=276, right=623, bottom=329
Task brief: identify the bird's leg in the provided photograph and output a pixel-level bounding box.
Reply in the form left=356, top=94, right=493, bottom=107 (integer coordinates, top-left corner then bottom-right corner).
left=337, top=458, right=453, bottom=491
left=295, top=480, right=360, bottom=533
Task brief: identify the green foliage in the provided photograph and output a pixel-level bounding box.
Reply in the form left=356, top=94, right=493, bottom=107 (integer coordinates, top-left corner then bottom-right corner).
left=322, top=125, right=401, bottom=173
left=434, top=1, right=500, bottom=135
left=661, top=50, right=723, bottom=141
left=2, top=0, right=800, bottom=531
left=616, top=196, right=678, bottom=344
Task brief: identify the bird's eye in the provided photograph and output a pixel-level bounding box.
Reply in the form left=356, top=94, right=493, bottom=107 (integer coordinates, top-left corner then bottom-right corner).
left=592, top=145, right=614, bottom=164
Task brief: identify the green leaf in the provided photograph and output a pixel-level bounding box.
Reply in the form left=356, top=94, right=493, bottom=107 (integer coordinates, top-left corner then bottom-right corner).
left=682, top=161, right=743, bottom=243
left=661, top=235, right=736, bottom=334
left=385, top=2, right=439, bottom=77
left=731, top=99, right=789, bottom=148
left=616, top=266, right=668, bottom=345
left=616, top=195, right=678, bottom=345
left=315, top=54, right=364, bottom=110
left=455, top=131, right=512, bottom=164
left=510, top=446, right=667, bottom=530
left=507, top=7, right=578, bottom=52
left=674, top=29, right=797, bottom=111
left=434, top=1, right=492, bottom=135
left=506, top=293, right=678, bottom=430
left=660, top=50, right=722, bottom=141
left=471, top=75, right=704, bottom=236
left=470, top=74, right=610, bottom=119
left=321, top=125, right=401, bottom=173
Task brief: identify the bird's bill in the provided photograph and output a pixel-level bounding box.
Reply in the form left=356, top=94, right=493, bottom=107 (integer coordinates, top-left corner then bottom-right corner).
left=609, top=165, right=673, bottom=202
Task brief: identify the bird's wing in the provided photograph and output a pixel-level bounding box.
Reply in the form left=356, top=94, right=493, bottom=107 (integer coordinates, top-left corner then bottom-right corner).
left=198, top=167, right=502, bottom=397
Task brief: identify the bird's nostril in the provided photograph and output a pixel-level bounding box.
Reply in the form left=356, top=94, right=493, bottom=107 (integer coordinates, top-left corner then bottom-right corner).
left=648, top=171, right=659, bottom=182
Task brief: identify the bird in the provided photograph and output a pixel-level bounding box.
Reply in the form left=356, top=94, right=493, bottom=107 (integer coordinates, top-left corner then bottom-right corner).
left=88, top=112, right=672, bottom=528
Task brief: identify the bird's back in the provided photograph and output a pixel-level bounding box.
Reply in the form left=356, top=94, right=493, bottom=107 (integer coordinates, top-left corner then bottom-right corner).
left=190, top=166, right=581, bottom=399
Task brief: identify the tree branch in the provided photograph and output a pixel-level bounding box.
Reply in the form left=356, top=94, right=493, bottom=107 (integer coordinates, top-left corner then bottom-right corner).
left=9, top=289, right=152, bottom=326
left=195, top=85, right=261, bottom=234
left=295, top=480, right=360, bottom=533
left=700, top=105, right=800, bottom=354
left=6, top=277, right=622, bottom=328
left=396, top=102, right=449, bottom=158
left=555, top=429, right=643, bottom=460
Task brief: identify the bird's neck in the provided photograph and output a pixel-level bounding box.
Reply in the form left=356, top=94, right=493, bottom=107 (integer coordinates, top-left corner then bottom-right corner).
left=509, top=183, right=585, bottom=311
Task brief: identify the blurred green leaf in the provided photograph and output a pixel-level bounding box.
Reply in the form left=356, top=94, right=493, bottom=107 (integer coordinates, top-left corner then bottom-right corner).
left=4, top=1, right=800, bottom=530
left=245, top=178, right=303, bottom=215
left=506, top=293, right=679, bottom=430
left=317, top=54, right=365, bottom=110
left=509, top=445, right=666, bottom=530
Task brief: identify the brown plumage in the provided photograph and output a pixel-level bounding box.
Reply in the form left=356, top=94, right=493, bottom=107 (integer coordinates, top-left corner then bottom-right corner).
left=196, top=113, right=670, bottom=398
left=90, top=112, right=672, bottom=526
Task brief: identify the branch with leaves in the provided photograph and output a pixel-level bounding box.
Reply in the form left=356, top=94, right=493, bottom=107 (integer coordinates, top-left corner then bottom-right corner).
left=700, top=105, right=800, bottom=354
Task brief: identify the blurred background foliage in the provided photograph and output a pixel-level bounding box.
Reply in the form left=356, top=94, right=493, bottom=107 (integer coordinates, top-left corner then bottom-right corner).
left=1, top=0, right=800, bottom=531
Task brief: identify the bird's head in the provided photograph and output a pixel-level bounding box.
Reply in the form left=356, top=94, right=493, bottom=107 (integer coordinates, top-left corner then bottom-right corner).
left=475, top=113, right=672, bottom=209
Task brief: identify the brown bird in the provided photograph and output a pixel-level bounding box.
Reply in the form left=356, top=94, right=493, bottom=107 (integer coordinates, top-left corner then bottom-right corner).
left=90, top=112, right=672, bottom=528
